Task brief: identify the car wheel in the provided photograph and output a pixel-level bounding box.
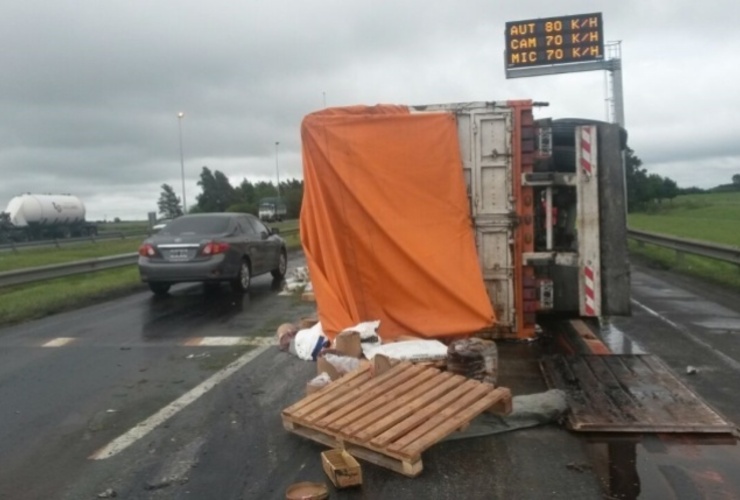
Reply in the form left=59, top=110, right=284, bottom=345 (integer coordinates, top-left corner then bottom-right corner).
left=271, top=249, right=288, bottom=279
left=149, top=282, right=171, bottom=296
left=231, top=259, right=251, bottom=293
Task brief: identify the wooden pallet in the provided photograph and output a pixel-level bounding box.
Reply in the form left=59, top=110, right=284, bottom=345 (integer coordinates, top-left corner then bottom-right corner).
left=542, top=354, right=738, bottom=434
left=282, top=361, right=512, bottom=476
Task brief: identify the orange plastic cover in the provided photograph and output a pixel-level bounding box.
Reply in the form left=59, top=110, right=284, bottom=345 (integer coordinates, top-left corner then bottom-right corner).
left=299, top=105, right=496, bottom=340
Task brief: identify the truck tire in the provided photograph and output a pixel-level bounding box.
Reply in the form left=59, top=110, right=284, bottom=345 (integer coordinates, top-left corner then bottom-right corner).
left=551, top=118, right=628, bottom=149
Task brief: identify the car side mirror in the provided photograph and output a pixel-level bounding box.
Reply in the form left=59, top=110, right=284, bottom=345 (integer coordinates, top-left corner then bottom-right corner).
left=270, top=227, right=280, bottom=235
left=260, top=230, right=269, bottom=240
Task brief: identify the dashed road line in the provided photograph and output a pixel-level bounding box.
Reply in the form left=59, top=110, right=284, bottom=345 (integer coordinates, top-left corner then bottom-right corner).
left=30, top=336, right=275, bottom=348
left=185, top=336, right=275, bottom=347
left=89, top=344, right=271, bottom=460
left=41, top=337, right=76, bottom=347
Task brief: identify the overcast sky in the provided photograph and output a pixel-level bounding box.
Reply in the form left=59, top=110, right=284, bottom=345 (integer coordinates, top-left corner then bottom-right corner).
left=1, top=1, right=738, bottom=220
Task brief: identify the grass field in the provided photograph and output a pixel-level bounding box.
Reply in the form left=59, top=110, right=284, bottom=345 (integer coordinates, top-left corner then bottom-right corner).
left=0, top=267, right=143, bottom=326
left=628, top=191, right=740, bottom=289
left=628, top=192, right=740, bottom=246
left=0, top=239, right=142, bottom=272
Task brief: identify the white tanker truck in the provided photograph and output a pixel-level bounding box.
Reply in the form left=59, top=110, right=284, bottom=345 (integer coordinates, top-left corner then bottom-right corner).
left=0, top=194, right=98, bottom=243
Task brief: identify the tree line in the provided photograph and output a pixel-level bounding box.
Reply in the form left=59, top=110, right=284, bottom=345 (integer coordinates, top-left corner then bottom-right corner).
left=157, top=167, right=303, bottom=220
left=626, top=148, right=740, bottom=212
left=625, top=147, right=679, bottom=212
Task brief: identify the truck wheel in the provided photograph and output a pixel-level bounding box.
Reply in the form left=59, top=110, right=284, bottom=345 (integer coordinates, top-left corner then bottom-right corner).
left=231, top=259, right=251, bottom=293
left=271, top=249, right=287, bottom=279
left=149, top=282, right=171, bottom=295
left=551, top=118, right=628, bottom=149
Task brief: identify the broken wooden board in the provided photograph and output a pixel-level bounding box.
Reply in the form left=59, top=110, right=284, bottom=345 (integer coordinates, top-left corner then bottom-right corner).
left=541, top=354, right=737, bottom=434
left=282, top=361, right=512, bottom=477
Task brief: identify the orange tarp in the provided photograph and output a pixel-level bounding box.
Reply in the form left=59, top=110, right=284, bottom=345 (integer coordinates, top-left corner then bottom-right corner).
left=299, top=105, right=495, bottom=340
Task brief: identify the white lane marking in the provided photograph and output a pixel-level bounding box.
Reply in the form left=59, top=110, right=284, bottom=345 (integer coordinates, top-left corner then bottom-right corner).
left=631, top=298, right=740, bottom=372
left=89, top=344, right=271, bottom=460
left=42, top=337, right=76, bottom=347
left=184, top=336, right=276, bottom=347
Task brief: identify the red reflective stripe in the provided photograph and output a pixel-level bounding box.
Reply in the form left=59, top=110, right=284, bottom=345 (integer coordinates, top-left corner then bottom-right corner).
left=581, top=128, right=593, bottom=175
left=584, top=265, right=596, bottom=316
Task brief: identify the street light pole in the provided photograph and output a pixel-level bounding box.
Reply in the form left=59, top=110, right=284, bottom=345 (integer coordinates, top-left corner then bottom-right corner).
left=274, top=141, right=281, bottom=202
left=177, top=112, right=187, bottom=213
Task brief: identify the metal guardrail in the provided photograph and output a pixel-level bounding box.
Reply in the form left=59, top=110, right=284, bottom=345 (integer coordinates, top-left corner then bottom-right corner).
left=628, top=229, right=740, bottom=266
left=0, top=231, right=149, bottom=253
left=0, top=253, right=139, bottom=288
left=0, top=228, right=300, bottom=289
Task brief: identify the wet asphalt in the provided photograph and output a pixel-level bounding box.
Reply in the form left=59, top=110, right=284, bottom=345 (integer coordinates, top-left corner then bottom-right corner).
left=0, top=256, right=738, bottom=499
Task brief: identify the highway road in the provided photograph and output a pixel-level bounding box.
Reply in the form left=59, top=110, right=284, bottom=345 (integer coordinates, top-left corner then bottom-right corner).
left=0, top=255, right=738, bottom=499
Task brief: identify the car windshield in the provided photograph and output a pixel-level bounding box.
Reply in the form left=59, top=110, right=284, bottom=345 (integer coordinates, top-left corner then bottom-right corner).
left=160, top=216, right=231, bottom=235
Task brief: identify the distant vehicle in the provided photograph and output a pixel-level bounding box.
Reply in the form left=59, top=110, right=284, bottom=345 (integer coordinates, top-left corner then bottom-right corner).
left=0, top=194, right=98, bottom=243
left=258, top=197, right=287, bottom=222
left=137, top=213, right=287, bottom=295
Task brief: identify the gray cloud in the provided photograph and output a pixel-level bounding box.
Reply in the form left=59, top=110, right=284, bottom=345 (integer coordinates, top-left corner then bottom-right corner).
left=1, top=0, right=739, bottom=219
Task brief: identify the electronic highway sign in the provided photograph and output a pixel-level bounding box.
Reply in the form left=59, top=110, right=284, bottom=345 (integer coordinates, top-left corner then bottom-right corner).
left=505, top=13, right=604, bottom=70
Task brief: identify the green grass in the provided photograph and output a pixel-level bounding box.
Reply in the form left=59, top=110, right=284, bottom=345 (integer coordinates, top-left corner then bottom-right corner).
left=97, top=220, right=151, bottom=234
left=628, top=191, right=740, bottom=290
left=0, top=239, right=142, bottom=272
left=0, top=267, right=144, bottom=326
left=628, top=192, right=740, bottom=246
left=629, top=240, right=740, bottom=290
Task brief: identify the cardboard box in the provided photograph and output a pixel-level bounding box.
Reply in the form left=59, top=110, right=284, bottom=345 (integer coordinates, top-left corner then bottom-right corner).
left=321, top=449, right=362, bottom=488
left=334, top=330, right=362, bottom=358
left=317, top=356, right=342, bottom=381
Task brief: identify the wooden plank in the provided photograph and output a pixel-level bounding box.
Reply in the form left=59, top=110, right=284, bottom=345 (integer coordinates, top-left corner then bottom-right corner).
left=585, top=355, right=644, bottom=423
left=289, top=362, right=415, bottom=421
left=283, top=419, right=423, bottom=477
left=324, top=368, right=439, bottom=432
left=350, top=373, right=464, bottom=442
left=284, top=366, right=372, bottom=416
left=540, top=356, right=599, bottom=426
left=386, top=382, right=492, bottom=455
left=370, top=378, right=479, bottom=449
left=311, top=365, right=426, bottom=427
left=401, top=387, right=512, bottom=458
left=544, top=354, right=737, bottom=434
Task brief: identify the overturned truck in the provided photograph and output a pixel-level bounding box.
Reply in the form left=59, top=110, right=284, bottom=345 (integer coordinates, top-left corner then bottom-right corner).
left=299, top=101, right=630, bottom=340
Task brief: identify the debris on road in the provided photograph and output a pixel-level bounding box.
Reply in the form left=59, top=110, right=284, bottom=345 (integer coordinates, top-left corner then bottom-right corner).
left=443, top=389, right=568, bottom=441
left=277, top=323, right=299, bottom=352
left=362, top=339, right=449, bottom=363
left=316, top=353, right=363, bottom=380
left=293, top=321, right=330, bottom=361
left=279, top=267, right=311, bottom=296
left=144, top=477, right=173, bottom=490
left=447, top=338, right=498, bottom=386
left=686, top=365, right=698, bottom=375
left=285, top=481, right=329, bottom=500
left=306, top=373, right=332, bottom=395
left=282, top=361, right=512, bottom=477
left=566, top=462, right=592, bottom=473
left=322, top=449, right=362, bottom=488
left=96, top=488, right=117, bottom=498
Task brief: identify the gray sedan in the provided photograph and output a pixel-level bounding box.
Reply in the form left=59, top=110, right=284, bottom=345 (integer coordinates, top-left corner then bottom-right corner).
left=138, top=213, right=287, bottom=295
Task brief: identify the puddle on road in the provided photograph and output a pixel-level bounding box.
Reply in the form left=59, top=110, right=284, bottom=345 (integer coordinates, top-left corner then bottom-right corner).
left=585, top=434, right=740, bottom=499
left=599, top=321, right=647, bottom=354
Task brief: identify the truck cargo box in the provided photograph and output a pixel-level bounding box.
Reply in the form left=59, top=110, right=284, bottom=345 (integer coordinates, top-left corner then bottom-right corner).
left=300, top=101, right=629, bottom=340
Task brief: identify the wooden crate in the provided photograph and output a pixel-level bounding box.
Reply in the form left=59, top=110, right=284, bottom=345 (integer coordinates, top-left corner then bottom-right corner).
left=282, top=362, right=512, bottom=477
left=321, top=449, right=362, bottom=488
